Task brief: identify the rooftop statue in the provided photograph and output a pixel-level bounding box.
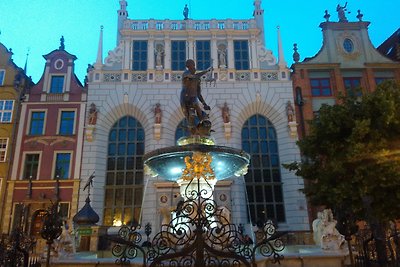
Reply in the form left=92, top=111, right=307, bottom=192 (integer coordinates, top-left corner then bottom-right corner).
left=336, top=2, right=348, bottom=22
left=183, top=4, right=189, bottom=20
left=180, top=59, right=212, bottom=136
left=59, top=35, right=65, bottom=50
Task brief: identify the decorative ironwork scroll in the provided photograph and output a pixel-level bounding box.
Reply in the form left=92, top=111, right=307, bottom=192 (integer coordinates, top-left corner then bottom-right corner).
left=108, top=224, right=146, bottom=266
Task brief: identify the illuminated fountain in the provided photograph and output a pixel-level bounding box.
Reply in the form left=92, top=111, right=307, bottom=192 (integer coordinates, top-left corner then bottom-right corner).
left=107, top=67, right=288, bottom=265
left=57, top=134, right=350, bottom=266
left=144, top=136, right=251, bottom=239
left=144, top=136, right=249, bottom=200
left=103, top=131, right=286, bottom=266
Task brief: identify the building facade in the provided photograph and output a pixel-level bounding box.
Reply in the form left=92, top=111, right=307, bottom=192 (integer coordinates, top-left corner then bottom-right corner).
left=2, top=40, right=86, bottom=245
left=291, top=9, right=400, bottom=219
left=80, top=0, right=309, bottom=240
left=378, top=28, right=400, bottom=62
left=0, top=43, right=32, bottom=233
left=291, top=9, right=400, bottom=139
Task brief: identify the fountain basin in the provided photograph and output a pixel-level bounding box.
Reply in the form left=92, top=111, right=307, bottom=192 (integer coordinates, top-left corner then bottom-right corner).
left=143, top=144, right=250, bottom=181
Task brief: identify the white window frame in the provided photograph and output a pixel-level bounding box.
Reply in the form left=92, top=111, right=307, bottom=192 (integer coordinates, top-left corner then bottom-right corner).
left=48, top=74, right=66, bottom=93
left=0, top=69, right=5, bottom=86
left=0, top=100, right=14, bottom=123
left=0, top=138, right=8, bottom=162
left=52, top=151, right=73, bottom=180
left=26, top=109, right=47, bottom=135
left=56, top=108, right=77, bottom=135
left=20, top=151, right=42, bottom=180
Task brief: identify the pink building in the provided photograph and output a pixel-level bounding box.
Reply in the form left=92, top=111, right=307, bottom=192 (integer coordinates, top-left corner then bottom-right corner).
left=2, top=38, right=87, bottom=242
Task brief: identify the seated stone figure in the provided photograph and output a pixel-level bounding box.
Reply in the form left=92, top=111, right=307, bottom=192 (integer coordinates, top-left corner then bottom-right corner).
left=313, top=209, right=345, bottom=250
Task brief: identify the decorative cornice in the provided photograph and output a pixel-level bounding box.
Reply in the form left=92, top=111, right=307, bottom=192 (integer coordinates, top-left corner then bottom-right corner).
left=319, top=21, right=370, bottom=31
left=24, top=136, right=76, bottom=145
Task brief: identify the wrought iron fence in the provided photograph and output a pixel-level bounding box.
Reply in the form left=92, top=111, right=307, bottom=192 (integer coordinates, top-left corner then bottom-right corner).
left=0, top=228, right=39, bottom=267
left=353, top=222, right=400, bottom=267
left=109, top=172, right=286, bottom=267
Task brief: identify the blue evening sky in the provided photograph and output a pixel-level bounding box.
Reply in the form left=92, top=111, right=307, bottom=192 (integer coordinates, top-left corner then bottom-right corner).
left=0, top=0, right=398, bottom=83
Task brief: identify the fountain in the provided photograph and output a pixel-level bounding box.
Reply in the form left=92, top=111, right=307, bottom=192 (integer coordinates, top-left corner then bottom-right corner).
left=104, top=61, right=289, bottom=266
left=52, top=59, right=349, bottom=266
left=107, top=133, right=286, bottom=267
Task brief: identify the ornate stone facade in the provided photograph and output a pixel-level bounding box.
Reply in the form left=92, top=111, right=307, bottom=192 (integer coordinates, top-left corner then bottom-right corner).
left=80, top=0, right=309, bottom=238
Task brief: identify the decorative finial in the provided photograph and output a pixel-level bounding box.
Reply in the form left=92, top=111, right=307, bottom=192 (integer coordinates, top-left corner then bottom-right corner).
left=324, top=10, right=330, bottom=22
left=356, top=10, right=363, bottom=21
left=254, top=0, right=261, bottom=10
left=293, top=43, right=300, bottom=63
left=277, top=25, right=287, bottom=67
left=336, top=2, right=349, bottom=22
left=59, top=35, right=65, bottom=50
left=24, top=48, right=30, bottom=74
left=83, top=172, right=95, bottom=198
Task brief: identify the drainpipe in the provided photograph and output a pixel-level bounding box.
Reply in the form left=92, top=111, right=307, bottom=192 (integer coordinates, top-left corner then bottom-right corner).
left=295, top=86, right=305, bottom=139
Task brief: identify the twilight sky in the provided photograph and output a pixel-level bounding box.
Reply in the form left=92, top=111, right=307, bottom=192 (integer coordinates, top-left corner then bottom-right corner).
left=0, top=0, right=398, bottom=83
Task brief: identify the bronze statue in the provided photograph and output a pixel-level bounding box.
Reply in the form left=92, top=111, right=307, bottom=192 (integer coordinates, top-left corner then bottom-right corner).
left=180, top=59, right=212, bottom=135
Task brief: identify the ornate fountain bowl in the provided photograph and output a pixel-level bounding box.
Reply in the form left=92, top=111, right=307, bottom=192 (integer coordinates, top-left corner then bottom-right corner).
left=143, top=137, right=250, bottom=181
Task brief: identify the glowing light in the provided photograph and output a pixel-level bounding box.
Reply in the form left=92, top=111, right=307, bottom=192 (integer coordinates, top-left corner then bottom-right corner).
left=113, top=219, right=122, bottom=227
left=170, top=167, right=182, bottom=175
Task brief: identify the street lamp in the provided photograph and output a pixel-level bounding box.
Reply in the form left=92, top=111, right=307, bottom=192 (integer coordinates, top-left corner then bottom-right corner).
left=40, top=176, right=63, bottom=267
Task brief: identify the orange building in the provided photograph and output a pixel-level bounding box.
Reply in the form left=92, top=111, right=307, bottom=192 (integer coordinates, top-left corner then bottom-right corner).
left=291, top=9, right=400, bottom=220
left=291, top=10, right=400, bottom=139
left=0, top=43, right=32, bottom=233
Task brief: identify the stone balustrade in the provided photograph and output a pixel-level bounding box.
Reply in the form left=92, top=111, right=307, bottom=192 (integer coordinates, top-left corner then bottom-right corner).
left=123, top=18, right=257, bottom=31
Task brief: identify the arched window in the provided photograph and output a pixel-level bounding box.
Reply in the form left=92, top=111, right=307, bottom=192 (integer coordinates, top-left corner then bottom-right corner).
left=242, top=114, right=285, bottom=224
left=103, top=116, right=144, bottom=226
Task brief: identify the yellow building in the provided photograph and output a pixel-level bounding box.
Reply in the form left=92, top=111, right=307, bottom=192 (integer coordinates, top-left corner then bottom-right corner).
left=0, top=43, right=32, bottom=233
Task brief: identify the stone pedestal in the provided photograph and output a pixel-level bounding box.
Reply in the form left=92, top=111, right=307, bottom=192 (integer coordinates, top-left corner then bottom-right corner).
left=219, top=69, right=228, bottom=81
left=85, top=125, right=95, bottom=142
left=224, top=122, right=231, bottom=139
left=288, top=121, right=297, bottom=138
left=154, top=123, right=161, bottom=140
left=155, top=70, right=164, bottom=82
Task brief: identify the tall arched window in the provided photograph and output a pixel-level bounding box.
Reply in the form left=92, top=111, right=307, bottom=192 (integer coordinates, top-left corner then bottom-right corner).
left=242, top=114, right=285, bottom=224
left=103, top=116, right=144, bottom=226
